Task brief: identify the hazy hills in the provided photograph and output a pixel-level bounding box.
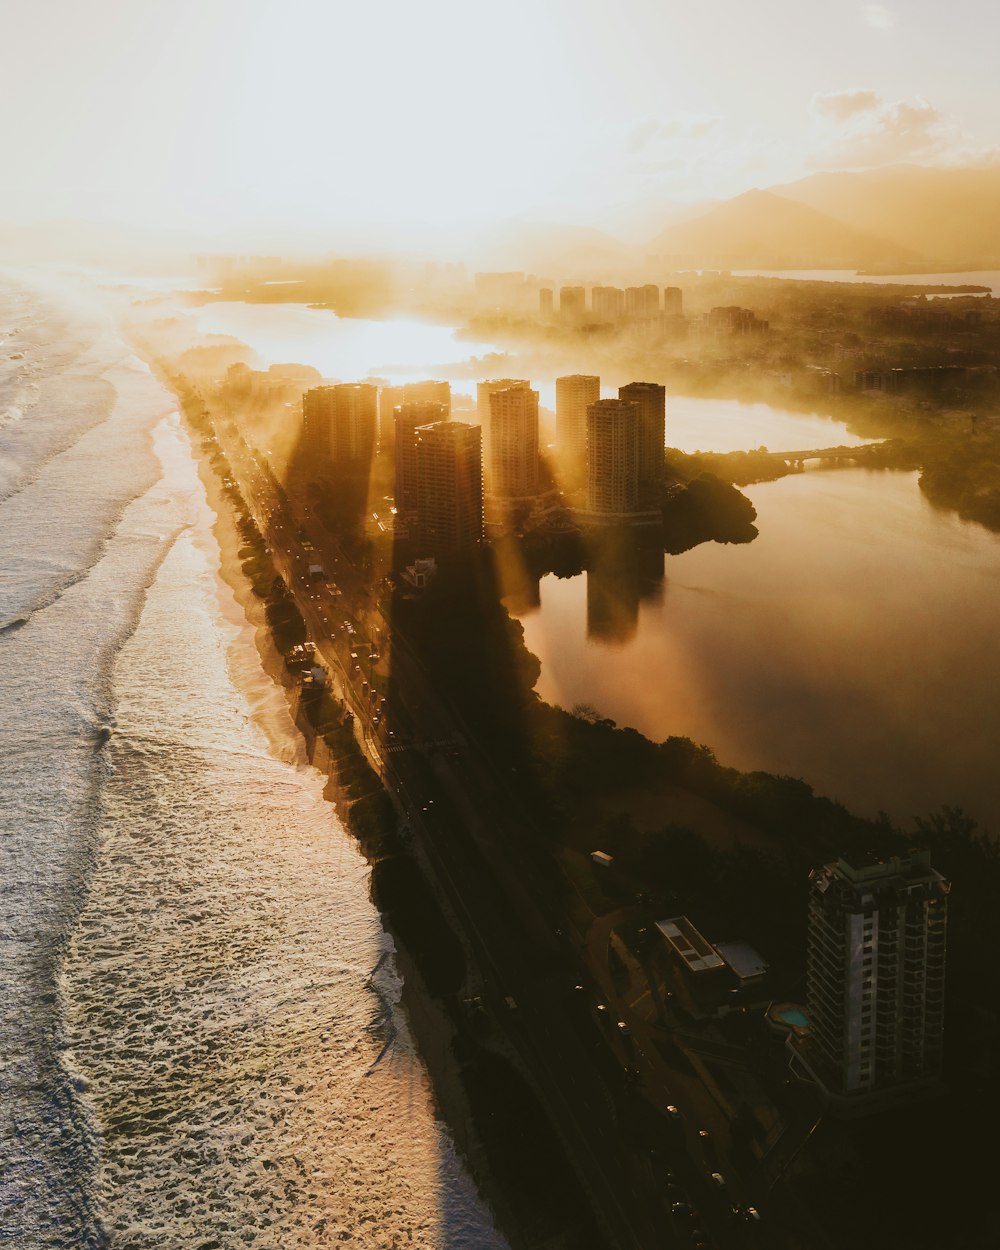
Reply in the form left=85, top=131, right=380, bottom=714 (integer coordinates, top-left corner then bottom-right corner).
left=647, top=187, right=915, bottom=269
left=773, top=165, right=1000, bottom=268
left=647, top=165, right=1000, bottom=271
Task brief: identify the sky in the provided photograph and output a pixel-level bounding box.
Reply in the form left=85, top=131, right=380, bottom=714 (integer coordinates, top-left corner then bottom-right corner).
left=1, top=0, right=997, bottom=246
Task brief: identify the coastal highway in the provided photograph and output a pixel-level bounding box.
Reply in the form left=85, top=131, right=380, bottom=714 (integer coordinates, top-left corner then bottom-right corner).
left=209, top=417, right=772, bottom=1250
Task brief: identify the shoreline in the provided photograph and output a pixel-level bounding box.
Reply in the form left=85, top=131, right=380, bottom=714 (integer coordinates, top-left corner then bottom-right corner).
left=177, top=396, right=528, bottom=1248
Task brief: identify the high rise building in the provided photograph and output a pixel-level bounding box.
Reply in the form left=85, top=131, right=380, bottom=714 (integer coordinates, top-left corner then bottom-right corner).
left=476, top=378, right=530, bottom=476
left=799, top=849, right=948, bottom=1113
left=378, top=385, right=404, bottom=450
left=412, top=420, right=483, bottom=552
left=379, top=380, right=450, bottom=450
left=302, top=383, right=377, bottom=467
left=555, top=374, right=600, bottom=481
left=663, top=286, right=683, bottom=316
left=591, top=286, right=625, bottom=321
left=559, top=286, right=586, bottom=320
left=624, top=285, right=660, bottom=317
left=618, top=381, right=666, bottom=490
left=393, top=401, right=449, bottom=530
left=586, top=399, right=640, bottom=516
left=486, top=385, right=540, bottom=498
left=539, top=288, right=554, bottom=318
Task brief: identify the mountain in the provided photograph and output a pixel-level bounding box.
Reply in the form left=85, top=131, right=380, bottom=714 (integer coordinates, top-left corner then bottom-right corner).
left=772, top=164, right=1000, bottom=268
left=468, top=219, right=635, bottom=279
left=646, top=188, right=918, bottom=269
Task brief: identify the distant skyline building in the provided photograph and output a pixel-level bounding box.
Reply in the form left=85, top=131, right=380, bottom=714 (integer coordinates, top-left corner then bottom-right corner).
left=555, top=373, right=600, bottom=482
left=413, top=420, right=483, bottom=552
left=586, top=398, right=640, bottom=516
left=303, top=383, right=377, bottom=466
left=393, top=400, right=449, bottom=529
left=795, top=849, right=949, bottom=1114
left=539, top=287, right=554, bottom=318
left=663, top=286, right=683, bottom=316
left=624, top=285, right=660, bottom=317
left=591, top=285, right=625, bottom=320
left=559, top=285, right=586, bottom=320
left=618, top=381, right=666, bottom=490
left=486, top=385, right=541, bottom=498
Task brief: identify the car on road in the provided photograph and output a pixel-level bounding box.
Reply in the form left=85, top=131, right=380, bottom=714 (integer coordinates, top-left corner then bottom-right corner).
left=616, top=1020, right=630, bottom=1035
left=743, top=1206, right=762, bottom=1223
left=709, top=1172, right=726, bottom=1190
left=665, top=1104, right=681, bottom=1119
left=670, top=1202, right=692, bottom=1217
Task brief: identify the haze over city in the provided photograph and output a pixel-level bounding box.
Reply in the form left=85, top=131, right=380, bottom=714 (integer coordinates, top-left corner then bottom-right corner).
left=2, top=3, right=1000, bottom=1250
left=3, top=0, right=1000, bottom=252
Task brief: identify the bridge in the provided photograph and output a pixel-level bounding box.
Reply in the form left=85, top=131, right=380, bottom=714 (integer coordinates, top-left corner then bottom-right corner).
left=760, top=441, right=884, bottom=466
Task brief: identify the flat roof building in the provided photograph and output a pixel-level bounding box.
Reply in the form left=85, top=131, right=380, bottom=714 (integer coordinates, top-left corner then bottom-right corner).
left=559, top=285, right=586, bottom=320
left=303, top=383, right=377, bottom=467
left=793, top=848, right=948, bottom=1115
left=586, top=398, right=640, bottom=517
left=618, top=381, right=666, bottom=491
left=555, top=374, right=600, bottom=482
left=413, top=420, right=483, bottom=553
left=486, top=384, right=540, bottom=499
left=394, top=401, right=449, bottom=531
left=656, top=917, right=726, bottom=974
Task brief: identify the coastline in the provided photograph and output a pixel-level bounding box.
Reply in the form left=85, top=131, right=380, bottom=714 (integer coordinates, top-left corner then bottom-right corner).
left=176, top=394, right=529, bottom=1247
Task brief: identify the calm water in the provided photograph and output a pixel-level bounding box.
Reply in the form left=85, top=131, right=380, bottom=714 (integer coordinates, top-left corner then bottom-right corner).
left=194, top=301, right=498, bottom=388
left=513, top=467, right=1000, bottom=834
left=0, top=274, right=506, bottom=1248
left=731, top=269, right=1000, bottom=297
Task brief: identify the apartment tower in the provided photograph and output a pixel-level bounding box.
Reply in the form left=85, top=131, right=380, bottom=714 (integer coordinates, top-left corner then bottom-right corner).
left=393, top=401, right=449, bottom=531
left=379, top=380, right=450, bottom=450
left=476, top=379, right=529, bottom=483
left=302, top=383, right=378, bottom=466
left=586, top=398, right=640, bottom=516
left=555, top=374, right=600, bottom=483
left=412, top=420, right=483, bottom=552
left=486, top=385, right=541, bottom=498
left=618, top=381, right=666, bottom=490
left=801, top=849, right=948, bottom=1113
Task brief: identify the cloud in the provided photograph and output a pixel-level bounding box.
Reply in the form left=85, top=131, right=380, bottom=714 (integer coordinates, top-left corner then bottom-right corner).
left=627, top=114, right=718, bottom=153
left=809, top=91, right=948, bottom=168
left=813, top=88, right=880, bottom=122
left=862, top=4, right=895, bottom=29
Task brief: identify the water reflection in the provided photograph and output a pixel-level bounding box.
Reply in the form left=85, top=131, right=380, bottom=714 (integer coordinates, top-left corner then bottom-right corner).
left=513, top=468, right=1000, bottom=832
left=586, top=531, right=665, bottom=645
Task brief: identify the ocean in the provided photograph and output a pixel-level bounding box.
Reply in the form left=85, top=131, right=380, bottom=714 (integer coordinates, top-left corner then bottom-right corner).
left=0, top=272, right=507, bottom=1249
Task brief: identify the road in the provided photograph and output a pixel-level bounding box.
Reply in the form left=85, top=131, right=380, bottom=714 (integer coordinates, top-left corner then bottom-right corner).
left=206, top=409, right=785, bottom=1250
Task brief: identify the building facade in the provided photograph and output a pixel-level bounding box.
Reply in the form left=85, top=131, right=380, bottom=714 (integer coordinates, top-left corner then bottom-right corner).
left=302, top=383, right=378, bottom=466
left=379, top=379, right=450, bottom=450
left=393, top=401, right=449, bottom=530
left=555, top=373, right=600, bottom=482
left=800, top=848, right=948, bottom=1113
left=618, top=381, right=666, bottom=490
left=486, top=385, right=540, bottom=498
left=586, top=398, right=640, bottom=516
left=413, top=420, right=483, bottom=552
left=624, top=284, right=660, bottom=317
left=559, top=285, right=586, bottom=320
left=592, top=285, right=625, bottom=321
left=476, top=379, right=530, bottom=491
